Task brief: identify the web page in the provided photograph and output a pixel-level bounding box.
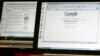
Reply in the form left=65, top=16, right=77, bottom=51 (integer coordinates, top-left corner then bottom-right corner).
left=1, top=2, right=37, bottom=37
left=38, top=2, right=100, bottom=50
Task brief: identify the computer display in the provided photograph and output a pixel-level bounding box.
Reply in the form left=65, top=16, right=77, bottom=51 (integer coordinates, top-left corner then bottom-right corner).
left=0, top=1, right=37, bottom=48
left=0, top=1, right=37, bottom=38
left=38, top=2, right=100, bottom=50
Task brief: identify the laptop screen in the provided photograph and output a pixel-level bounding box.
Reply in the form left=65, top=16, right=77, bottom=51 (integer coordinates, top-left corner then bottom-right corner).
left=38, top=2, right=100, bottom=50
left=0, top=1, right=37, bottom=38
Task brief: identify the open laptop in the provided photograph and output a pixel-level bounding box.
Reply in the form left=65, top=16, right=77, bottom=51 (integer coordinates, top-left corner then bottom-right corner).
left=0, top=0, right=37, bottom=48
left=37, top=2, right=100, bottom=51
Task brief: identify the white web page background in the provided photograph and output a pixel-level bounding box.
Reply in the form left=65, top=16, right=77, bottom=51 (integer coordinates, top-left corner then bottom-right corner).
left=38, top=2, right=100, bottom=50
left=43, top=10, right=98, bottom=43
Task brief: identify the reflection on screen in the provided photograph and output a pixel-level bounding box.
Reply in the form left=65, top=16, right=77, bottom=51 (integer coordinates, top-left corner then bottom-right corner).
left=0, top=2, right=37, bottom=37
left=38, top=2, right=100, bottom=50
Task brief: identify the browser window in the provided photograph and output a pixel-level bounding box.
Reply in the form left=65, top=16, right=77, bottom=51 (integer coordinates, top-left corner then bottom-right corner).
left=1, top=1, right=37, bottom=37
left=38, top=2, right=100, bottom=50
